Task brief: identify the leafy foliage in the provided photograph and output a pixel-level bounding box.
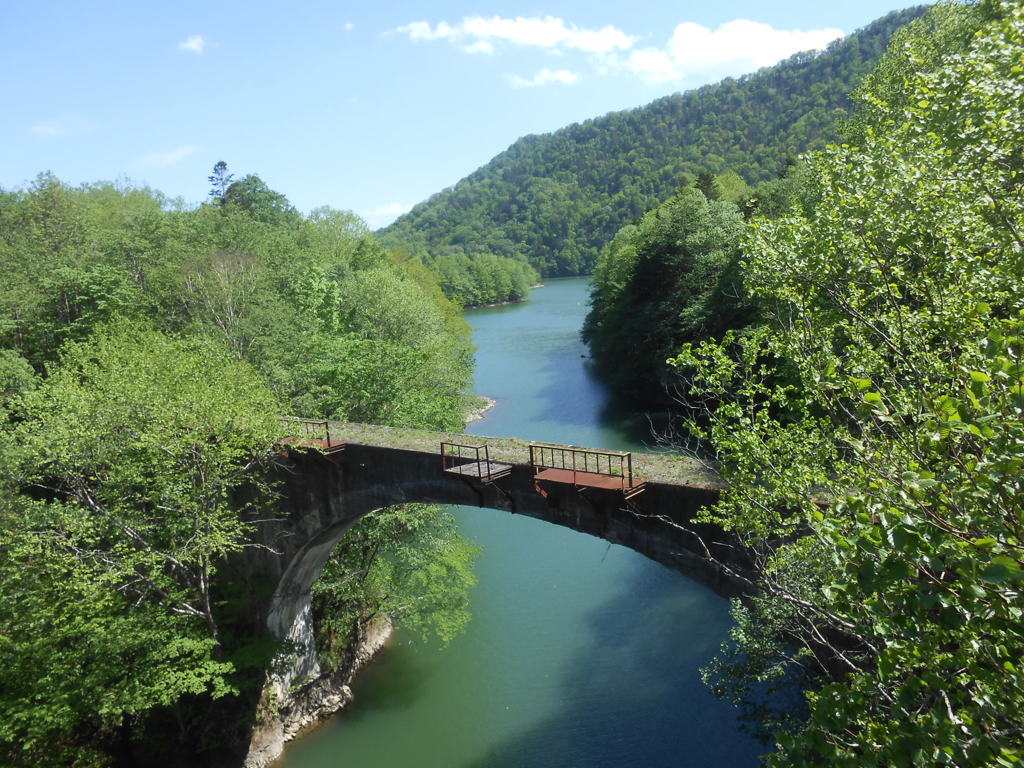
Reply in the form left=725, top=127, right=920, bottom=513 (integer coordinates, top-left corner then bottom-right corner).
left=0, top=174, right=475, bottom=426
left=0, top=170, right=480, bottom=762
left=380, top=8, right=925, bottom=276
left=583, top=164, right=816, bottom=404
left=0, top=325, right=279, bottom=765
left=670, top=3, right=1024, bottom=763
left=584, top=186, right=748, bottom=401
left=312, top=504, right=478, bottom=668
left=430, top=251, right=539, bottom=307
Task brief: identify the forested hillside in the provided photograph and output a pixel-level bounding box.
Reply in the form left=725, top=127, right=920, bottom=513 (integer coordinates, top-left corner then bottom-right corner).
left=0, top=174, right=478, bottom=766
left=380, top=7, right=924, bottom=276
left=584, top=0, right=993, bottom=406
left=431, top=251, right=539, bottom=307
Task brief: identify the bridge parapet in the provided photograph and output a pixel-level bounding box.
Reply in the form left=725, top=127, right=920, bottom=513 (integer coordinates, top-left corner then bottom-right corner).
left=529, top=442, right=646, bottom=498
left=441, top=441, right=512, bottom=483
left=279, top=417, right=345, bottom=454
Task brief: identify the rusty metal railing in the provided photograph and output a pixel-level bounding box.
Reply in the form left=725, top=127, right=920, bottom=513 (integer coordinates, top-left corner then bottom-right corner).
left=528, top=442, right=635, bottom=492
left=441, top=441, right=492, bottom=472
left=279, top=416, right=332, bottom=444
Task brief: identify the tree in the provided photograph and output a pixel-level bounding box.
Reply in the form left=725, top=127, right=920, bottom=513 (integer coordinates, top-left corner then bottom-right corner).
left=695, top=171, right=720, bottom=201
left=222, top=174, right=301, bottom=227
left=0, top=324, right=279, bottom=764
left=713, top=170, right=752, bottom=203
left=672, top=3, right=1024, bottom=763
left=208, top=160, right=233, bottom=202
left=584, top=188, right=748, bottom=401
left=0, top=348, right=36, bottom=420
left=312, top=504, right=478, bottom=672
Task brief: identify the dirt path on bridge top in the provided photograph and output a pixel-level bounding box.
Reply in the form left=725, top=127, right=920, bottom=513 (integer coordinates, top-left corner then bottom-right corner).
left=328, top=421, right=721, bottom=489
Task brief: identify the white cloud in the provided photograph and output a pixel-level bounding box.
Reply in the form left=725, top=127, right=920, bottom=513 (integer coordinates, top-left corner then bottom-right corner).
left=344, top=22, right=354, bottom=31
left=627, top=19, right=843, bottom=83
left=361, top=202, right=413, bottom=228
left=178, top=35, right=206, bottom=54
left=506, top=68, right=580, bottom=89
left=31, top=116, right=89, bottom=138
left=622, top=48, right=679, bottom=83
left=463, top=40, right=496, bottom=55
left=393, top=14, right=844, bottom=86
left=397, top=20, right=458, bottom=42
left=394, top=16, right=634, bottom=54
left=136, top=144, right=200, bottom=168
left=32, top=120, right=64, bottom=138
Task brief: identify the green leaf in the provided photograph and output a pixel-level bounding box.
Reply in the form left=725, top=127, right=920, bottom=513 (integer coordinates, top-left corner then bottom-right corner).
left=981, top=557, right=1022, bottom=584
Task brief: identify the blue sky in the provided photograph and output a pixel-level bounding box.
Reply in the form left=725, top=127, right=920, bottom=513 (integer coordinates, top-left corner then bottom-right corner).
left=2, top=1, right=920, bottom=228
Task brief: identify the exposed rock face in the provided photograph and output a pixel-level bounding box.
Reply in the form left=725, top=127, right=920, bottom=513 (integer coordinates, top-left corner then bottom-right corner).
left=244, top=618, right=392, bottom=768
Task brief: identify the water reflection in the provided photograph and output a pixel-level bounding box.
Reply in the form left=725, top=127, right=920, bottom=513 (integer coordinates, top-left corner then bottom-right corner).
left=456, top=556, right=762, bottom=768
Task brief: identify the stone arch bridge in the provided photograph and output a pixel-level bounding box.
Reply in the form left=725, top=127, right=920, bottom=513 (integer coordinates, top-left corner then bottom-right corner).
left=255, top=420, right=752, bottom=647
left=242, top=419, right=753, bottom=766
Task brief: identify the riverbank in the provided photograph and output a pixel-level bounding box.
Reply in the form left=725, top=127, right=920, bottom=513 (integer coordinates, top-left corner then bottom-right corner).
left=249, top=619, right=393, bottom=768
left=464, top=395, right=496, bottom=425
left=462, top=283, right=544, bottom=310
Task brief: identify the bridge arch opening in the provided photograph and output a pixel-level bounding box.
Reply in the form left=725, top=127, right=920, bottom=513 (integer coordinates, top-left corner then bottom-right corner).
left=261, top=440, right=749, bottom=655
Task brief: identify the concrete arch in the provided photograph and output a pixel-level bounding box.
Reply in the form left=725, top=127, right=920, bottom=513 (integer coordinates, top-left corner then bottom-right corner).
left=258, top=443, right=750, bottom=647
left=242, top=441, right=753, bottom=766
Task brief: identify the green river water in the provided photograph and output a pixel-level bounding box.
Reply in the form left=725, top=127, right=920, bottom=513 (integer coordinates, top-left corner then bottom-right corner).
left=280, top=277, right=763, bottom=767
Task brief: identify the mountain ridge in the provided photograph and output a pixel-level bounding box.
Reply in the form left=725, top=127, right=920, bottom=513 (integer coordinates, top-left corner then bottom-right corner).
left=379, top=6, right=927, bottom=276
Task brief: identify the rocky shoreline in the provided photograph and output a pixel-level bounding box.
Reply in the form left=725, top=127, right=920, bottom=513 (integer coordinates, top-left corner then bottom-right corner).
left=247, top=619, right=393, bottom=768
left=279, top=619, right=393, bottom=745
left=464, top=395, right=496, bottom=424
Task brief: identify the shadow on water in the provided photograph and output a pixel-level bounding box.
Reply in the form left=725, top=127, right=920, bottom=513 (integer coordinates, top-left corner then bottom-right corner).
left=594, top=395, right=683, bottom=453
left=532, top=337, right=684, bottom=451
left=335, top=643, right=433, bottom=717
left=530, top=336, right=608, bottom=431
left=455, top=560, right=765, bottom=768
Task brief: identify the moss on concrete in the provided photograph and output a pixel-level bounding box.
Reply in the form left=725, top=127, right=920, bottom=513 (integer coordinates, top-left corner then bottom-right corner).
left=312, top=421, right=720, bottom=488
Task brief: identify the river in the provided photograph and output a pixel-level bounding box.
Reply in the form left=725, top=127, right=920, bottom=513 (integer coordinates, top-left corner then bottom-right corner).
left=280, top=277, right=763, bottom=767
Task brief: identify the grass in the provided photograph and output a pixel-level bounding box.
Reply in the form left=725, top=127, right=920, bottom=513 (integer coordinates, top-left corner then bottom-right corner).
left=303, top=420, right=721, bottom=488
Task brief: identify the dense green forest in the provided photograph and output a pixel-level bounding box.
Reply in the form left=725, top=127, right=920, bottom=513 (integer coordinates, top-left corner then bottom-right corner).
left=583, top=0, right=1002, bottom=405
left=583, top=161, right=815, bottom=401
left=379, top=7, right=924, bottom=276
left=583, top=180, right=750, bottom=402
left=430, top=251, right=539, bottom=307
left=0, top=173, right=478, bottom=765
left=639, top=1, right=1023, bottom=764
